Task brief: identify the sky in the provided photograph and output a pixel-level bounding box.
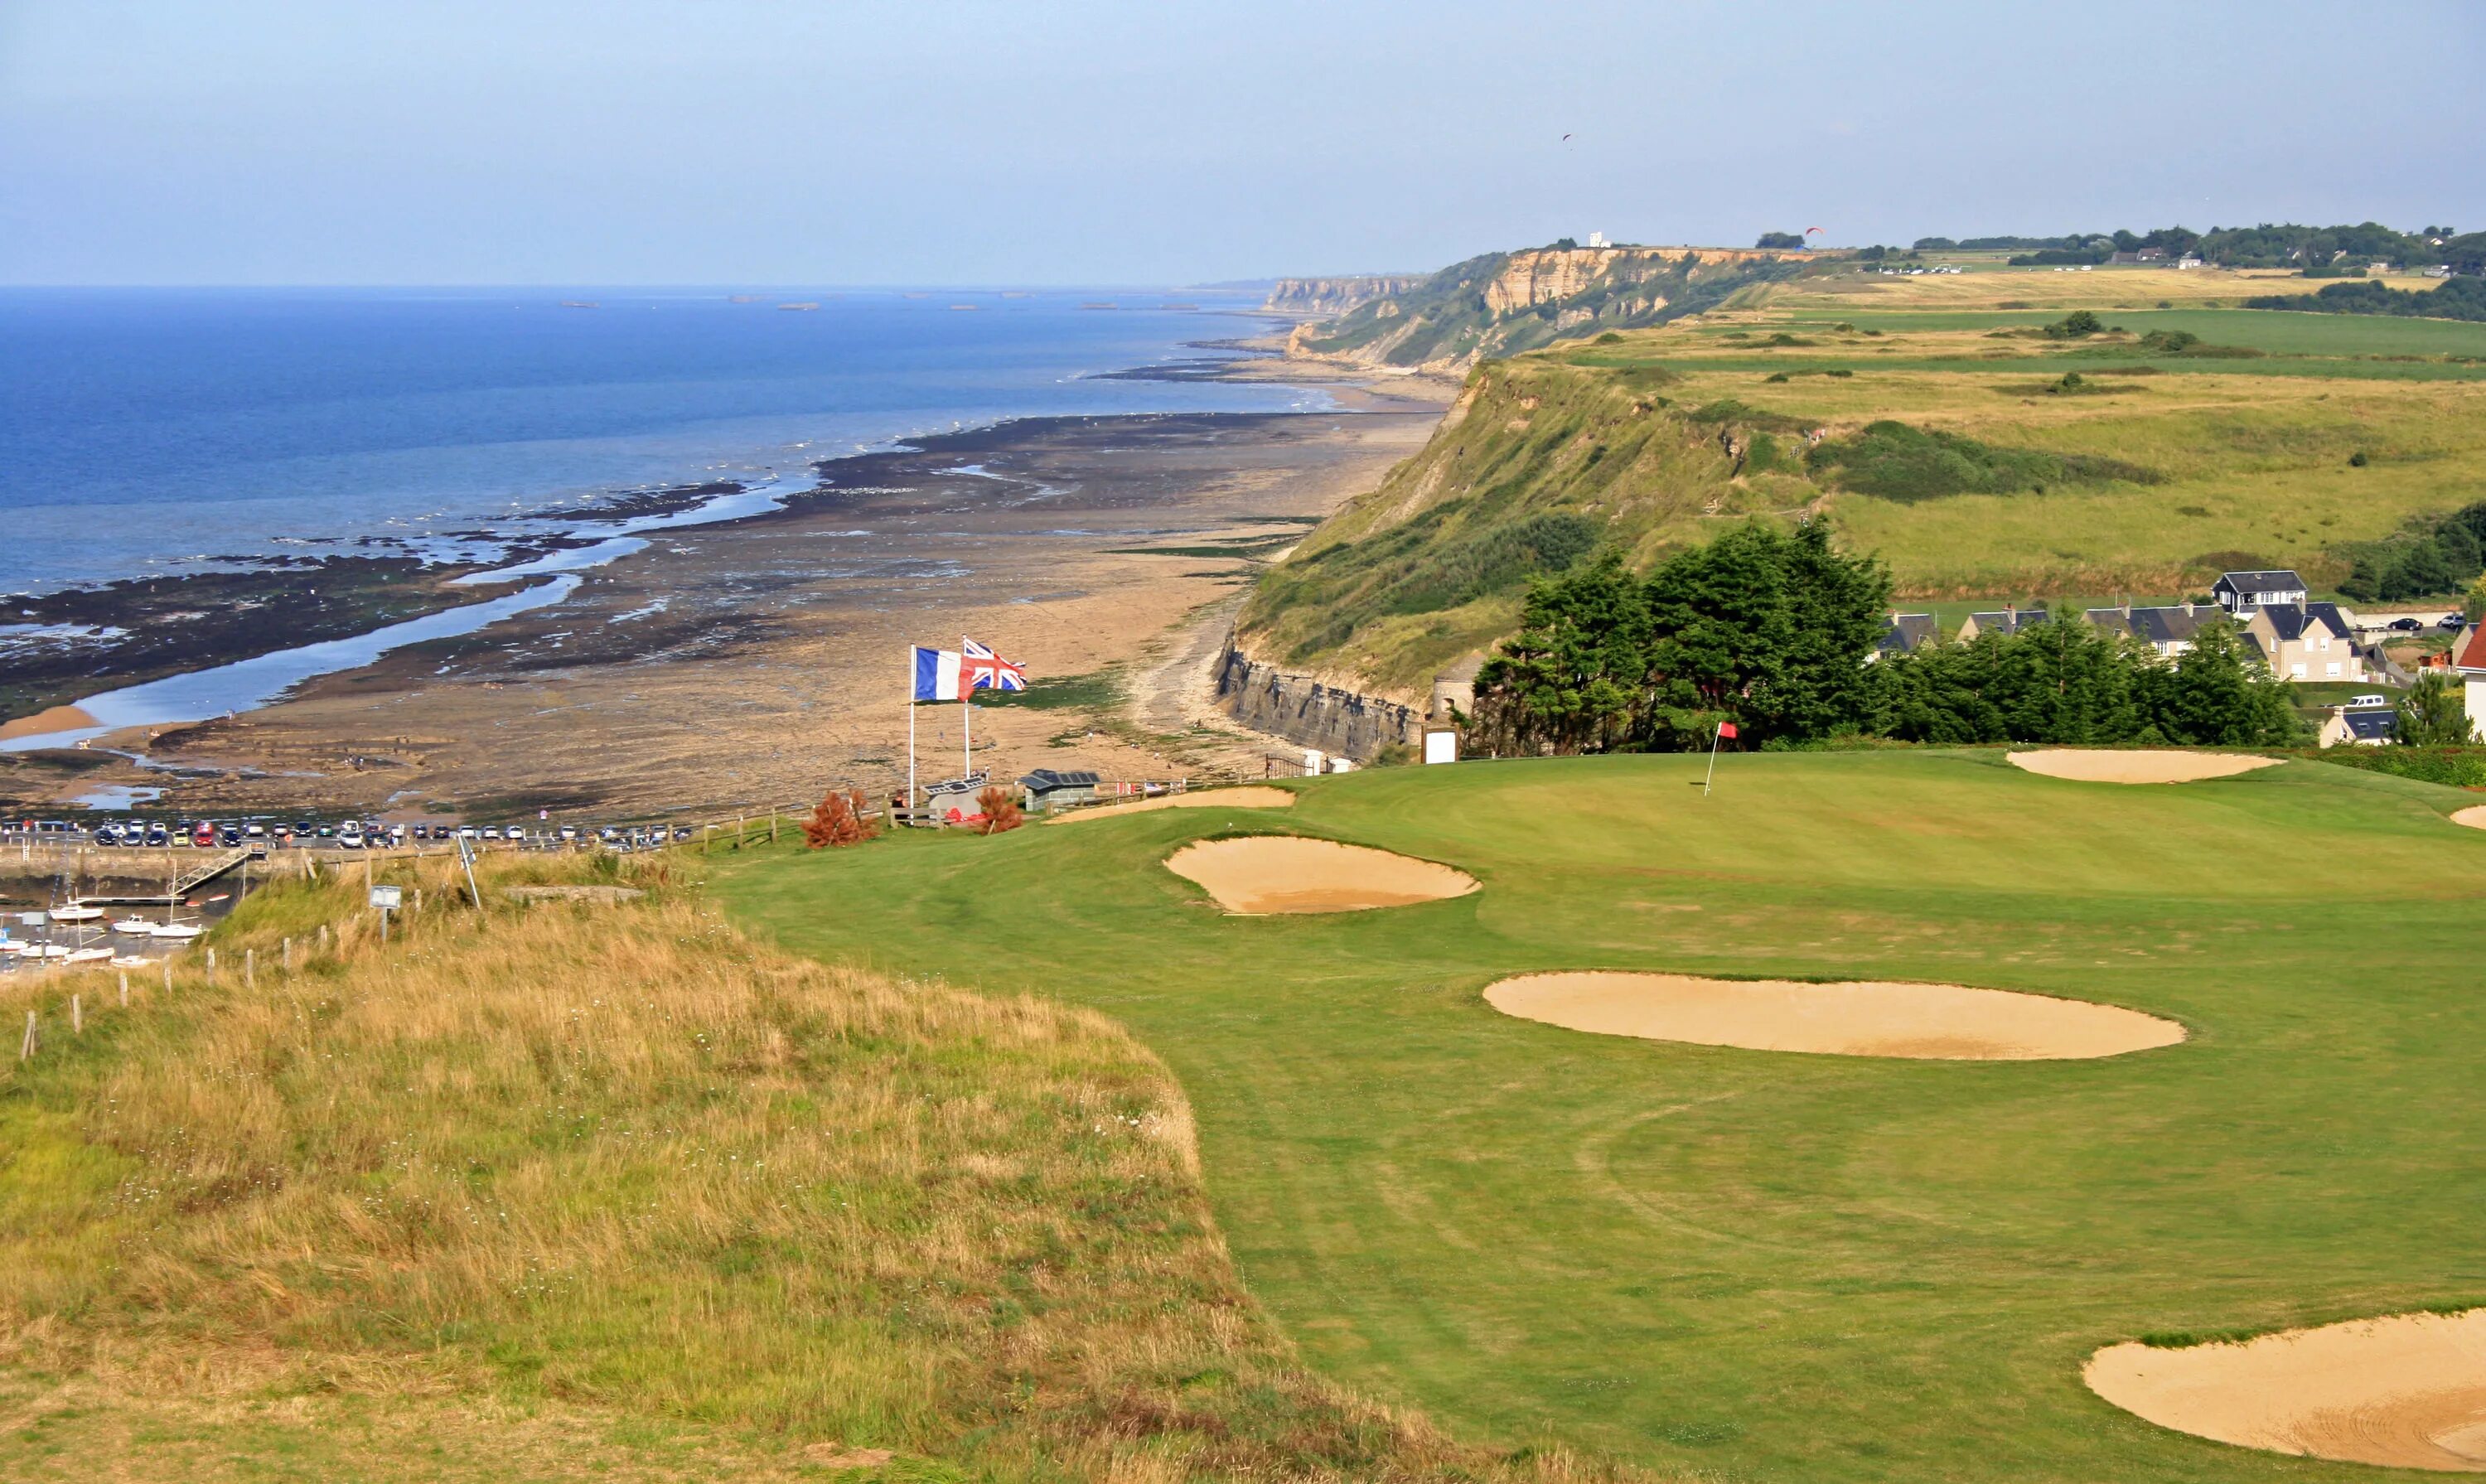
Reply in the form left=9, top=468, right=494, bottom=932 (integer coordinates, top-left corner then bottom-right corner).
left=3, top=0, right=2482, bottom=287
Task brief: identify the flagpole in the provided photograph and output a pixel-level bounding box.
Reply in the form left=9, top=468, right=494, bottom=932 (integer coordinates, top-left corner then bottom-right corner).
left=962, top=691, right=972, bottom=780
left=1703, top=722, right=1723, bottom=797
left=907, top=649, right=917, bottom=811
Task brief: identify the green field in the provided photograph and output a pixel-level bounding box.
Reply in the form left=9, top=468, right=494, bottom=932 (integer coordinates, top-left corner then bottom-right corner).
left=1763, top=307, right=2486, bottom=358
left=718, top=754, right=2486, bottom=1482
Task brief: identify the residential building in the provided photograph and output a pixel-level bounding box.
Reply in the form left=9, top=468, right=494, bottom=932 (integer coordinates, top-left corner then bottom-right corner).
left=2457, top=624, right=2486, bottom=742
left=2317, top=707, right=2398, bottom=747
left=1871, top=612, right=1939, bottom=661
left=2213, top=569, right=2309, bottom=614
left=1955, top=606, right=2048, bottom=643
left=2247, top=602, right=2362, bottom=682
left=2082, top=602, right=2213, bottom=660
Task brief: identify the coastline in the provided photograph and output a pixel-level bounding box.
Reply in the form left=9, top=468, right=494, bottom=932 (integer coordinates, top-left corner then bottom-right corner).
left=0, top=389, right=1448, bottom=819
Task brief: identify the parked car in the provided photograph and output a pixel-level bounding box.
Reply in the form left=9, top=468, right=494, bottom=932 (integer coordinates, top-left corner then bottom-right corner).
left=2440, top=614, right=2467, bottom=631
left=338, top=824, right=365, bottom=848
left=559, top=825, right=578, bottom=842
left=2348, top=694, right=2389, bottom=708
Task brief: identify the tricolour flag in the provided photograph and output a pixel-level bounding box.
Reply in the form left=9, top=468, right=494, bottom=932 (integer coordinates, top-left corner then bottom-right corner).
left=912, top=645, right=962, bottom=702
left=960, top=637, right=1028, bottom=692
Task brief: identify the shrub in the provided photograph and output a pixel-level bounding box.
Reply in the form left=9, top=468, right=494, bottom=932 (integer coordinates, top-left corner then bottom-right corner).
left=802, top=788, right=880, bottom=848
left=1806, top=420, right=2157, bottom=501
left=2043, top=310, right=2105, bottom=339
left=975, top=785, right=1023, bottom=834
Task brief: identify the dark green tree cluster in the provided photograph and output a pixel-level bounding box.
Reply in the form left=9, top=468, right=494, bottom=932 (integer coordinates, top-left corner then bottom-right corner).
left=1755, top=231, right=1808, bottom=249
left=1918, top=222, right=2486, bottom=273
left=2245, top=276, right=2486, bottom=324
left=1472, top=520, right=1889, bottom=752
left=2338, top=500, right=2486, bottom=602
left=1472, top=522, right=2305, bottom=755
left=1870, top=619, right=2300, bottom=747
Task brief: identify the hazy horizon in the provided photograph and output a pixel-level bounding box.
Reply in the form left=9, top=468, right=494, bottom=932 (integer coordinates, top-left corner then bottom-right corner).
left=4, top=0, right=2482, bottom=288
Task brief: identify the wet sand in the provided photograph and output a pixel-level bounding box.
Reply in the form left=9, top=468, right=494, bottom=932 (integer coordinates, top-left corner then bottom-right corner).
left=2, top=406, right=1441, bottom=820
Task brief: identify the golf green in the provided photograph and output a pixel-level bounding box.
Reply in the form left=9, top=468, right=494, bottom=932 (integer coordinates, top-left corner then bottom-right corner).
left=715, top=751, right=2486, bottom=1482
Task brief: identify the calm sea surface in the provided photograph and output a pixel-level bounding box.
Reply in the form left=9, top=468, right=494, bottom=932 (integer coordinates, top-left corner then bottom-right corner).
left=0, top=287, right=1317, bottom=596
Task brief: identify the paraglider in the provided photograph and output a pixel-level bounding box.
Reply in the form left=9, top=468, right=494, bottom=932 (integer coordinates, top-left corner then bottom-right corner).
left=1805, top=226, right=1825, bottom=238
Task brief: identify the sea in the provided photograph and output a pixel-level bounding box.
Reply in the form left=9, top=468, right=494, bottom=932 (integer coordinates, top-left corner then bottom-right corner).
left=0, top=286, right=1321, bottom=597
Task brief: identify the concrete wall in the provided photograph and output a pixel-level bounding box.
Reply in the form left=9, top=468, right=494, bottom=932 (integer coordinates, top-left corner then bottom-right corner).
left=1215, top=640, right=1424, bottom=762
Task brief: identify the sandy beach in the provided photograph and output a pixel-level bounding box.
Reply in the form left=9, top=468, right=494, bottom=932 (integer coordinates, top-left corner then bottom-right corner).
left=1, top=395, right=1444, bottom=821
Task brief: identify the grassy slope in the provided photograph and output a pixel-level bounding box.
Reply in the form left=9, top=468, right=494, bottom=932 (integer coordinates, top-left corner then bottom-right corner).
left=1243, top=266, right=2486, bottom=694
left=718, top=755, right=2486, bottom=1483
left=0, top=853, right=1660, bottom=1483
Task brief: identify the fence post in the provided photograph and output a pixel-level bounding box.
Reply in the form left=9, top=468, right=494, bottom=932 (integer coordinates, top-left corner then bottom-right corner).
left=770, top=807, right=778, bottom=844
left=119, top=970, right=129, bottom=1008
left=283, top=936, right=293, bottom=972
left=206, top=946, right=217, bottom=986
left=319, top=923, right=329, bottom=951
left=19, top=1011, right=34, bottom=1061
left=71, top=994, right=81, bottom=1035
left=163, top=961, right=172, bottom=993
left=246, top=948, right=255, bottom=989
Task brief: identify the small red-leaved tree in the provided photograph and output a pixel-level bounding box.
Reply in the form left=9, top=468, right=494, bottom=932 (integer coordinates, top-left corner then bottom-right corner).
left=802, top=788, right=879, bottom=848
left=975, top=784, right=1023, bottom=835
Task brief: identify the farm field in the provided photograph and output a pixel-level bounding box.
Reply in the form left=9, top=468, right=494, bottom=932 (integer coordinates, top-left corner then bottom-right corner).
left=717, top=754, right=2486, bottom=1482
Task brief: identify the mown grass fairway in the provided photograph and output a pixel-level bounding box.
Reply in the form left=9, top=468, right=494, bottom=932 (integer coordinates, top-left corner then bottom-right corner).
left=718, top=754, right=2486, bottom=1482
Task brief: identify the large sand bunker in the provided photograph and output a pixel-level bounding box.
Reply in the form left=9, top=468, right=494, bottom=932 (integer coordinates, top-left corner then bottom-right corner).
left=1164, top=836, right=1478, bottom=915
left=1053, top=786, right=1295, bottom=824
left=2452, top=805, right=2486, bottom=833
left=1483, top=972, right=2184, bottom=1060
left=2086, top=1310, right=2486, bottom=1471
left=2008, top=749, right=2280, bottom=785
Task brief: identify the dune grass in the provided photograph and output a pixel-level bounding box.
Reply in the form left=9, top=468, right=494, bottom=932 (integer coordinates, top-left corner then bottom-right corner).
left=0, top=851, right=1663, bottom=1482
left=716, top=753, right=2486, bottom=1482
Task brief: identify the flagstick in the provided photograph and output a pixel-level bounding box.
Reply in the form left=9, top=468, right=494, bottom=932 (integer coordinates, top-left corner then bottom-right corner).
left=1703, top=723, right=1723, bottom=797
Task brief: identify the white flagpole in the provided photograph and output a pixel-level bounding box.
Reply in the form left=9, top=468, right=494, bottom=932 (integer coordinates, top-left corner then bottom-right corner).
left=1703, top=723, right=1723, bottom=797
left=907, top=649, right=917, bottom=810
left=962, top=690, right=972, bottom=779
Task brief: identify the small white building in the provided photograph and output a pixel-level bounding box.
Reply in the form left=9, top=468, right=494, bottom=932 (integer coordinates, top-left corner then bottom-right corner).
left=2458, top=625, right=2486, bottom=741
left=2213, top=569, right=2309, bottom=615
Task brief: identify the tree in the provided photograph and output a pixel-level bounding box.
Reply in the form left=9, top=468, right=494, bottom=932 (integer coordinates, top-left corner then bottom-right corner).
left=1641, top=519, right=1890, bottom=747
left=802, top=788, right=879, bottom=848
left=2043, top=311, right=2104, bottom=339
left=1755, top=232, right=1806, bottom=249
left=2396, top=672, right=2472, bottom=746
left=2138, top=624, right=2303, bottom=746
left=1472, top=551, right=1652, bottom=754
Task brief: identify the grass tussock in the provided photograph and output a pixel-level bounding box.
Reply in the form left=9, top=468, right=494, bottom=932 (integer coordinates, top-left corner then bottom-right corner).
left=0, top=853, right=1659, bottom=1482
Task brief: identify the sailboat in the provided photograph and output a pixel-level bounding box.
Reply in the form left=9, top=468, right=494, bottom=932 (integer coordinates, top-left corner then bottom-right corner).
left=112, top=916, right=156, bottom=935
left=50, top=902, right=104, bottom=922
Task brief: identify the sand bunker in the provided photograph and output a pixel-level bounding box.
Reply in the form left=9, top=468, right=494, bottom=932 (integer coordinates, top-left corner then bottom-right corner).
left=2453, top=805, right=2486, bottom=833
left=1052, top=786, right=1295, bottom=824
left=1164, top=836, right=1478, bottom=915
left=2008, top=749, right=2280, bottom=785
left=1483, top=973, right=2184, bottom=1060
left=2086, top=1310, right=2486, bottom=1472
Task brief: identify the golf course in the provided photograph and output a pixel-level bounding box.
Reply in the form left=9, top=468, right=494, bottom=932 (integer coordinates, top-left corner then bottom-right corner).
left=718, top=751, right=2486, bottom=1481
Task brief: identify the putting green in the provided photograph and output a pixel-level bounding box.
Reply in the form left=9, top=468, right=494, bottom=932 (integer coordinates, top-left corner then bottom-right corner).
left=718, top=749, right=2486, bottom=1482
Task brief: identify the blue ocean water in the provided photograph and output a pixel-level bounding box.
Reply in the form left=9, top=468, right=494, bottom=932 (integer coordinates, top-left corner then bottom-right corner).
left=0, top=287, right=1318, bottom=595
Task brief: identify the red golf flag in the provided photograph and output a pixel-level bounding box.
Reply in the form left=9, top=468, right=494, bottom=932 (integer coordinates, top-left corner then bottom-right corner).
left=1717, top=721, right=1738, bottom=739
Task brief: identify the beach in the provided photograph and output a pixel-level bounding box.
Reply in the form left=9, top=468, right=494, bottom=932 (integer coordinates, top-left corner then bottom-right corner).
left=0, top=384, right=1446, bottom=821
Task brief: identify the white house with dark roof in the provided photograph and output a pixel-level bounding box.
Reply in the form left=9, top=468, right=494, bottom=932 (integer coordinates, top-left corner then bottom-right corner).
left=2317, top=706, right=2397, bottom=747
left=2246, top=601, right=2362, bottom=682
left=2456, top=623, right=2486, bottom=741
left=2213, top=569, right=2309, bottom=614
left=2083, top=602, right=2213, bottom=660
left=1955, top=606, right=2048, bottom=643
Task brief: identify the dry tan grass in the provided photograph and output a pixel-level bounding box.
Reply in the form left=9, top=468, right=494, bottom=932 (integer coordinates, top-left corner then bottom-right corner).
left=0, top=853, right=1664, bottom=1482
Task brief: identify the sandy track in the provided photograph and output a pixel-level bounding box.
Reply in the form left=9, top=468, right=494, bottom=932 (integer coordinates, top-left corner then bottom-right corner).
left=2453, top=806, right=2486, bottom=832
left=2008, top=750, right=2280, bottom=784
left=1483, top=972, right=2184, bottom=1060
left=1053, top=786, right=1295, bottom=824
left=2086, top=1310, right=2486, bottom=1471
left=1164, top=836, right=1477, bottom=914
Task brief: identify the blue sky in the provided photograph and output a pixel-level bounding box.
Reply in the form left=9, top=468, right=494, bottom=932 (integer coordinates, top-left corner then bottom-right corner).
left=3, top=0, right=2480, bottom=286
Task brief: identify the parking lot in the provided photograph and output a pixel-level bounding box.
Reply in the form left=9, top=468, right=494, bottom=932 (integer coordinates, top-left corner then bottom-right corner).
left=5, top=818, right=707, bottom=853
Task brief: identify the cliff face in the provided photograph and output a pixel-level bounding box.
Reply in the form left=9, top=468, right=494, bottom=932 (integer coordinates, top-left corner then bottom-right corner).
left=1213, top=641, right=1426, bottom=761
left=1289, top=244, right=1816, bottom=372
left=1261, top=276, right=1424, bottom=316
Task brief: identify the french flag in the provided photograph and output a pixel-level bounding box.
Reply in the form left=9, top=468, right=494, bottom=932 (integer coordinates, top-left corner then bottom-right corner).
left=911, top=645, right=962, bottom=702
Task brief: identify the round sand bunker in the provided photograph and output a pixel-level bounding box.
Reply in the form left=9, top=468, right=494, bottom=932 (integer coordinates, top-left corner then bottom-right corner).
left=1483, top=972, right=2184, bottom=1060
left=1164, top=836, right=1478, bottom=915
left=2086, top=1309, right=2486, bottom=1471
left=2009, top=749, right=2280, bottom=785
left=2453, top=805, right=2486, bottom=833
left=1052, top=786, right=1294, bottom=824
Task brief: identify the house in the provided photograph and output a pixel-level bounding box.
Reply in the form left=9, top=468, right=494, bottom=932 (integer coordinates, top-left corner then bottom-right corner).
left=2176, top=255, right=2206, bottom=269
left=2456, top=623, right=2486, bottom=741
left=1019, top=768, right=1102, bottom=814
left=1871, top=612, right=1939, bottom=661
left=2317, top=706, right=2398, bottom=747
left=2247, top=602, right=2362, bottom=683
left=1955, top=606, right=2048, bottom=643
left=2082, top=602, right=2213, bottom=660
left=2213, top=569, right=2309, bottom=614
left=920, top=771, right=993, bottom=825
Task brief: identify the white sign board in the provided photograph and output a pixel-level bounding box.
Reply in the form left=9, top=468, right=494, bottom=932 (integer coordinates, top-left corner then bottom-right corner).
left=1422, top=727, right=1459, bottom=765
left=368, top=885, right=404, bottom=911
left=18, top=911, right=46, bottom=926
